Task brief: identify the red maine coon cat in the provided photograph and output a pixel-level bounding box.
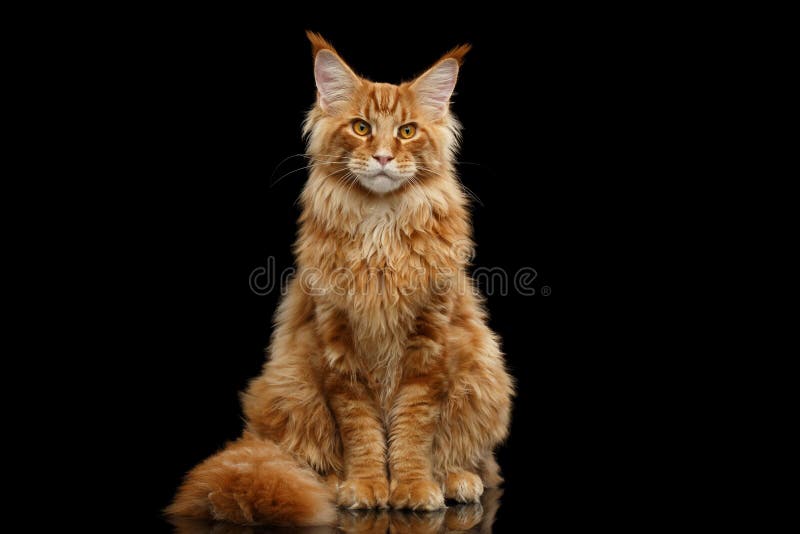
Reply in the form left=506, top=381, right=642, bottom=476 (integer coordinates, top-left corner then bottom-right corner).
left=167, top=32, right=514, bottom=526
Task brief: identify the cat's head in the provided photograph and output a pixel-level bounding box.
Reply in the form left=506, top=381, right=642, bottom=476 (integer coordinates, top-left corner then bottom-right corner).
left=304, top=32, right=469, bottom=195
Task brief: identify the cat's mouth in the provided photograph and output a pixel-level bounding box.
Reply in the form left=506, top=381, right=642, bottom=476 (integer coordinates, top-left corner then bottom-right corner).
left=357, top=172, right=405, bottom=194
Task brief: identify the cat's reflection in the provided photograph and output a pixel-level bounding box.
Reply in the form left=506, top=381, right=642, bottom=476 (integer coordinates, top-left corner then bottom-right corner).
left=171, top=488, right=501, bottom=534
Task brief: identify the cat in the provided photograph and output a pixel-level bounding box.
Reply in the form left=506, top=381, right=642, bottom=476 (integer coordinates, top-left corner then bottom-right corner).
left=167, top=32, right=513, bottom=527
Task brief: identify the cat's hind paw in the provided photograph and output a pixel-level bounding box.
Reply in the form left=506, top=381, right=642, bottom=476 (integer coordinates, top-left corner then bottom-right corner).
left=444, top=471, right=484, bottom=503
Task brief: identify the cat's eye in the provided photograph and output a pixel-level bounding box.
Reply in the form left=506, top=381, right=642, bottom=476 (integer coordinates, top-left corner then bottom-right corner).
left=352, top=120, right=371, bottom=136
left=398, top=124, right=416, bottom=139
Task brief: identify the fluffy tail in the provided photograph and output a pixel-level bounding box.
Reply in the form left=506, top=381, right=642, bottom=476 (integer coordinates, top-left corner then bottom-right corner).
left=166, top=433, right=336, bottom=526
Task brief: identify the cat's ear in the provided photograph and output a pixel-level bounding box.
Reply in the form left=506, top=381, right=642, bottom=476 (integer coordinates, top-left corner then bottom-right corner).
left=410, top=44, right=471, bottom=119
left=306, top=31, right=359, bottom=112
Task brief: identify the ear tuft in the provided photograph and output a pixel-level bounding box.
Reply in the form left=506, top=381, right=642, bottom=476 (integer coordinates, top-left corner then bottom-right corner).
left=305, top=30, right=336, bottom=58
left=443, top=44, right=472, bottom=65
left=307, top=31, right=359, bottom=112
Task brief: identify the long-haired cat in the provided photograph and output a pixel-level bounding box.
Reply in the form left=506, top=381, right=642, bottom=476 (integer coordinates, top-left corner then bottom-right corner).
left=167, top=32, right=513, bottom=526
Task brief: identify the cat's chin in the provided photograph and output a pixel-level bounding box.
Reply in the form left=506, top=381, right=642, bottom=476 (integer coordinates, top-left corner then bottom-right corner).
left=357, top=173, right=405, bottom=194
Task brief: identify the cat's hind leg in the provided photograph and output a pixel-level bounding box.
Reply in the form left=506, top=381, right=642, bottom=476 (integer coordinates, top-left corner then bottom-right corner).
left=434, top=290, right=514, bottom=492
left=241, top=283, right=343, bottom=478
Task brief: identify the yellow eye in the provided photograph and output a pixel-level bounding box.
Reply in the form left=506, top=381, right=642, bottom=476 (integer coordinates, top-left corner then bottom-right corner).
left=353, top=120, right=370, bottom=136
left=398, top=124, right=416, bottom=139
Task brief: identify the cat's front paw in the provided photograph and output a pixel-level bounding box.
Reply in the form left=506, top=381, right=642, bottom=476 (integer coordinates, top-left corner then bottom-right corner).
left=337, top=477, right=389, bottom=509
left=444, top=471, right=484, bottom=503
left=389, top=478, right=445, bottom=511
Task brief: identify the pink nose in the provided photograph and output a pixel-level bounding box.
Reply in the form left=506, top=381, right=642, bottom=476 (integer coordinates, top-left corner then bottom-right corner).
left=373, top=155, right=394, bottom=166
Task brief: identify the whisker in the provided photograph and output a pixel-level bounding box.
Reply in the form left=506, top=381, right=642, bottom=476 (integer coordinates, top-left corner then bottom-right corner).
left=269, top=153, right=311, bottom=181
left=411, top=179, right=427, bottom=201
left=345, top=172, right=360, bottom=196
left=311, top=157, right=350, bottom=163
left=459, top=182, right=484, bottom=207
left=316, top=167, right=351, bottom=181
left=454, top=161, right=498, bottom=179
left=411, top=163, right=485, bottom=206
left=270, top=157, right=352, bottom=188
left=269, top=152, right=348, bottom=177
left=454, top=161, right=487, bottom=166
left=270, top=164, right=321, bottom=187
left=290, top=167, right=351, bottom=206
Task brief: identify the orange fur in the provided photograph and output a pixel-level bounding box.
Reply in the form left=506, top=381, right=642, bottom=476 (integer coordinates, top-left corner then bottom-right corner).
left=168, top=33, right=513, bottom=526
left=440, top=43, right=472, bottom=65
left=166, top=433, right=336, bottom=526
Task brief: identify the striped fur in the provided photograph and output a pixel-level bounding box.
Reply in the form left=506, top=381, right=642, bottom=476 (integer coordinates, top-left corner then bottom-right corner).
left=168, top=32, right=513, bottom=526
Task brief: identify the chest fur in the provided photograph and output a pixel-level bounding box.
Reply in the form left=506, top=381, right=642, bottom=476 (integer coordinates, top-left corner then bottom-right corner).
left=304, top=207, right=456, bottom=332
left=297, top=178, right=470, bottom=343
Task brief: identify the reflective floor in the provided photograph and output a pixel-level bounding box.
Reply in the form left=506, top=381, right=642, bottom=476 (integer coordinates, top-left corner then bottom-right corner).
left=169, top=488, right=502, bottom=534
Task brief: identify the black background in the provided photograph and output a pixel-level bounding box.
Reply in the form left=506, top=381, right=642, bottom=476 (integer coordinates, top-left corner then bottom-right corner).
left=106, top=11, right=666, bottom=532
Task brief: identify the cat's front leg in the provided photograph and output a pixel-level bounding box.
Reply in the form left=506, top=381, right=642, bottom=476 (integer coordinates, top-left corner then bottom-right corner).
left=328, top=381, right=390, bottom=509
left=387, top=299, right=450, bottom=510
left=387, top=381, right=446, bottom=510
left=318, top=303, right=389, bottom=509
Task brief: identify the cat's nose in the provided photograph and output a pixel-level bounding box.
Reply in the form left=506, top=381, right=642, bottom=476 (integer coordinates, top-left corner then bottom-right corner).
left=373, top=154, right=394, bottom=167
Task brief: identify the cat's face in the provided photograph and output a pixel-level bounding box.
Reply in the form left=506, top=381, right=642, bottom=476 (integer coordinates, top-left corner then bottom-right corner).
left=304, top=33, right=468, bottom=195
